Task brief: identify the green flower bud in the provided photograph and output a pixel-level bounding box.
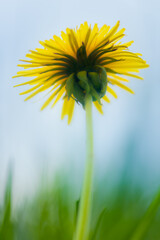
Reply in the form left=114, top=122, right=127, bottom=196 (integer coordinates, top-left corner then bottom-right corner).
left=65, top=44, right=108, bottom=107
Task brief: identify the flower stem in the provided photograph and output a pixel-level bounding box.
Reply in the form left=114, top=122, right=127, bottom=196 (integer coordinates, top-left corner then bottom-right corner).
left=74, top=94, right=94, bottom=240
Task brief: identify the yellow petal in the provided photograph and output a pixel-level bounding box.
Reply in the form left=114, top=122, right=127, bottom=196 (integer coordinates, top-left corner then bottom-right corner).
left=103, top=95, right=110, bottom=103
left=120, top=73, right=144, bottom=80
left=19, top=83, right=42, bottom=95
left=40, top=84, right=65, bottom=110
left=51, top=87, right=65, bottom=108
left=24, top=79, right=56, bottom=101
left=93, top=101, right=103, bottom=114
left=108, top=75, right=129, bottom=82
left=61, top=97, right=69, bottom=120
left=67, top=98, right=75, bottom=124
left=107, top=86, right=118, bottom=98
left=97, top=21, right=120, bottom=47
left=110, top=80, right=134, bottom=94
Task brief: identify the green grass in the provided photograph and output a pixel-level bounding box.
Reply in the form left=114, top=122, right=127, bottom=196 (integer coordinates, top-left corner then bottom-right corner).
left=0, top=165, right=160, bottom=240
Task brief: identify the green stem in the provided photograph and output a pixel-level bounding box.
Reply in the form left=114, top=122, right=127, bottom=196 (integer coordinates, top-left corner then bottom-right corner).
left=74, top=94, right=94, bottom=240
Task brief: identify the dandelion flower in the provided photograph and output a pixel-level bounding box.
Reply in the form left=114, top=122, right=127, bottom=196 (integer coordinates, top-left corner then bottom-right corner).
left=13, top=21, right=149, bottom=123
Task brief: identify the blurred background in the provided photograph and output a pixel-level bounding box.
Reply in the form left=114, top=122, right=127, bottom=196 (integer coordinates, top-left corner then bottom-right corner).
left=0, top=0, right=160, bottom=206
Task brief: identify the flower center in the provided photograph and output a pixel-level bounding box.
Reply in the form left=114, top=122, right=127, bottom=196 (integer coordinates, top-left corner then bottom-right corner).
left=65, top=44, right=108, bottom=106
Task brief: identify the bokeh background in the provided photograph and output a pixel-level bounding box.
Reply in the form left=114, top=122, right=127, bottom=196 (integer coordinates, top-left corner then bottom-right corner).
left=0, top=0, right=160, bottom=205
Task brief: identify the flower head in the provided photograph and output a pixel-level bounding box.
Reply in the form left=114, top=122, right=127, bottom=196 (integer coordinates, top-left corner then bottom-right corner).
left=13, top=21, right=149, bottom=123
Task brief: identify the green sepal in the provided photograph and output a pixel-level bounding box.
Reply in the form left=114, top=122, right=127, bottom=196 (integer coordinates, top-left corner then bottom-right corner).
left=55, top=52, right=77, bottom=64
left=77, top=71, right=90, bottom=93
left=97, top=66, right=107, bottom=97
left=88, top=72, right=101, bottom=91
left=73, top=83, right=85, bottom=107
left=65, top=73, right=75, bottom=100
left=90, top=84, right=101, bottom=104
left=97, top=56, right=119, bottom=64
left=77, top=43, right=88, bottom=67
